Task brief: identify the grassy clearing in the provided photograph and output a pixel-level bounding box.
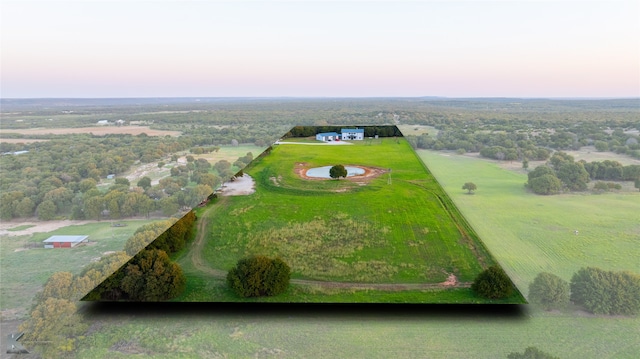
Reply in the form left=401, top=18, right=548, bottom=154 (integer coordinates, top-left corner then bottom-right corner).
left=178, top=139, right=522, bottom=303
left=187, top=144, right=265, bottom=165
left=0, top=219, right=159, bottom=317
left=75, top=306, right=640, bottom=359
left=75, top=148, right=639, bottom=358
left=417, top=150, right=640, bottom=294
left=397, top=124, right=439, bottom=136
left=6, top=224, right=35, bottom=232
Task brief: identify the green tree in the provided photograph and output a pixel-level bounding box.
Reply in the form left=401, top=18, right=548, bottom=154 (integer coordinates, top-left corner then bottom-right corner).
left=15, top=197, right=35, bottom=218
left=227, top=255, right=291, bottom=297
left=462, top=182, right=477, bottom=194
left=507, top=346, right=560, bottom=359
left=528, top=272, right=570, bottom=310
left=36, top=200, right=57, bottom=220
left=471, top=265, right=514, bottom=299
left=522, top=158, right=529, bottom=171
left=84, top=195, right=105, bottom=220
left=158, top=161, right=165, bottom=168
left=570, top=267, right=640, bottom=315
left=19, top=297, right=87, bottom=358
left=78, top=178, right=97, bottom=192
left=114, top=177, right=130, bottom=187
left=556, top=162, right=589, bottom=191
left=635, top=178, right=640, bottom=191
left=121, top=249, right=186, bottom=301
left=528, top=174, right=563, bottom=195
left=594, top=140, right=609, bottom=152
left=329, top=164, right=348, bottom=180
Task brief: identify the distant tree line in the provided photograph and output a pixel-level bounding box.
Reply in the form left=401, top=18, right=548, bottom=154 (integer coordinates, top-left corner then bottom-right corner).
left=528, top=268, right=640, bottom=316
left=283, top=125, right=403, bottom=139
left=526, top=152, right=640, bottom=195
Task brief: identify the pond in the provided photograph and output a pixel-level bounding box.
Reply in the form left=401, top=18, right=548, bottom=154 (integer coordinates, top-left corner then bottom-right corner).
left=305, top=166, right=365, bottom=178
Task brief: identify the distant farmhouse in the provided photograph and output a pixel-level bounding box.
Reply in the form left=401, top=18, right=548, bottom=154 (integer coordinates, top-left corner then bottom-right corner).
left=316, top=128, right=365, bottom=142
left=341, top=128, right=364, bottom=140
left=43, top=235, right=88, bottom=248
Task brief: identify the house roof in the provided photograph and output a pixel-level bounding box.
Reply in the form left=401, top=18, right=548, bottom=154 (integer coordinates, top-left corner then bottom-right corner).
left=317, top=132, right=340, bottom=137
left=341, top=128, right=364, bottom=133
left=43, top=235, right=89, bottom=243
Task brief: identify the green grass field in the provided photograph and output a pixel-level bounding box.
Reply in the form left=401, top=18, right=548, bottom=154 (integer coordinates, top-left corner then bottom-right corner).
left=0, top=219, right=159, bottom=317
left=176, top=139, right=524, bottom=303
left=72, top=149, right=640, bottom=358
left=417, top=151, right=640, bottom=293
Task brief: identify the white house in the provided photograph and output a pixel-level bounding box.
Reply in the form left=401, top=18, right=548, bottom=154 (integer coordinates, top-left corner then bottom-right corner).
left=316, top=132, right=341, bottom=142
left=341, top=128, right=364, bottom=140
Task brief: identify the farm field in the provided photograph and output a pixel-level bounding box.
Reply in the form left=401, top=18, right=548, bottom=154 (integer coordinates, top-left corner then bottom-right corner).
left=417, top=150, right=640, bottom=291
left=175, top=138, right=524, bottom=303
left=73, top=149, right=640, bottom=358
left=0, top=219, right=159, bottom=319
left=0, top=125, right=181, bottom=137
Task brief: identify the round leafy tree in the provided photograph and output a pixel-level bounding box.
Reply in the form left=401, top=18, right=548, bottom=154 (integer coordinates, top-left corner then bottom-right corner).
left=462, top=182, right=477, bottom=194
left=471, top=265, right=514, bottom=299
left=121, top=249, right=186, bottom=301
left=227, top=255, right=291, bottom=298
left=329, top=165, right=348, bottom=180
left=528, top=272, right=570, bottom=310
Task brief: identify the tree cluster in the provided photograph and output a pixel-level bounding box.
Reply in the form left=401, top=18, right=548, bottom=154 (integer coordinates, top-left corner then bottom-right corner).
left=528, top=269, right=640, bottom=316
left=227, top=256, right=291, bottom=298
left=1, top=142, right=253, bottom=221
left=570, top=267, right=640, bottom=316
left=19, top=251, right=131, bottom=357
left=284, top=125, right=402, bottom=139
left=526, top=152, right=640, bottom=195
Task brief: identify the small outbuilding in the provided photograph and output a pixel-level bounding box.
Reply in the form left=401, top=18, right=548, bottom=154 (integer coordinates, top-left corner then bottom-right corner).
left=316, top=132, right=341, bottom=142
left=43, top=235, right=89, bottom=248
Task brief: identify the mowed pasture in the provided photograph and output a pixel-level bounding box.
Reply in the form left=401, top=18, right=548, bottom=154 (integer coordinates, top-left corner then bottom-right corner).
left=417, top=150, right=640, bottom=294
left=180, top=138, right=523, bottom=302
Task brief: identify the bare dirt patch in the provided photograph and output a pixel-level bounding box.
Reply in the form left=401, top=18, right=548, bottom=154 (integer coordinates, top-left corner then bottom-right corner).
left=0, top=219, right=96, bottom=237
left=1, top=126, right=181, bottom=137
left=219, top=175, right=256, bottom=196
left=441, top=273, right=458, bottom=286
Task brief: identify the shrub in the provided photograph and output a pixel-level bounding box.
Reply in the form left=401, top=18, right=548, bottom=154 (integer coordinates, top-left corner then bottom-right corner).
left=507, top=346, right=560, bottom=359
left=471, top=265, right=514, bottom=299
left=227, top=255, right=291, bottom=298
left=528, top=272, right=570, bottom=310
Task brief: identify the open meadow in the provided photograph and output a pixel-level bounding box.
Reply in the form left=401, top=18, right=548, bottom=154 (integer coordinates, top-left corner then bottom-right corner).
left=73, top=149, right=640, bottom=358
left=174, top=138, right=524, bottom=303
left=417, top=150, right=640, bottom=290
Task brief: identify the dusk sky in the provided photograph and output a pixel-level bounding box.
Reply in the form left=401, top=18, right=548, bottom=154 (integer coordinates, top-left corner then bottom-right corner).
left=2, top=1, right=639, bottom=98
